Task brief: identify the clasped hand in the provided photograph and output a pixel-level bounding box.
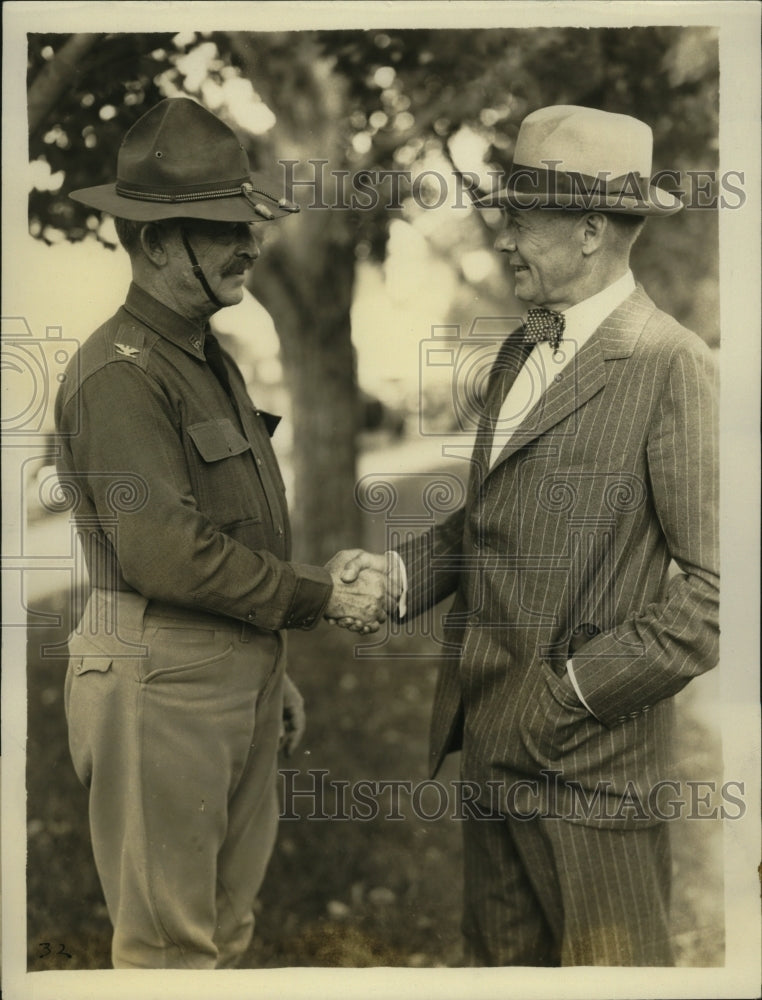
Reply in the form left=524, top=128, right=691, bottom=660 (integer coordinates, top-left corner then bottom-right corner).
left=324, top=549, right=402, bottom=634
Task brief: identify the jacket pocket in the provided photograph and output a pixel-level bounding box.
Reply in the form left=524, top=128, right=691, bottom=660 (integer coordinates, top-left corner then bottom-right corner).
left=541, top=658, right=583, bottom=713
left=517, top=660, right=595, bottom=767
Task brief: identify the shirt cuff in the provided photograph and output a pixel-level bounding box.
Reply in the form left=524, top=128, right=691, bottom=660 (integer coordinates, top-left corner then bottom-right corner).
left=387, top=550, right=408, bottom=620
left=281, top=563, right=333, bottom=630
left=565, top=658, right=597, bottom=716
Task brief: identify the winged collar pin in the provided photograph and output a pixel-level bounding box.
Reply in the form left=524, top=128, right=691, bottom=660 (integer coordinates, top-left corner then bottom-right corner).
left=115, top=343, right=140, bottom=358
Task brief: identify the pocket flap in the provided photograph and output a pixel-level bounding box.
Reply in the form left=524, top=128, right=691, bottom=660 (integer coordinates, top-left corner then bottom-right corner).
left=187, top=419, right=251, bottom=462
left=73, top=655, right=113, bottom=676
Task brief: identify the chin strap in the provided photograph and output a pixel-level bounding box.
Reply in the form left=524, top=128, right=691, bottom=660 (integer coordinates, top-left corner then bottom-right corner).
left=180, top=226, right=224, bottom=310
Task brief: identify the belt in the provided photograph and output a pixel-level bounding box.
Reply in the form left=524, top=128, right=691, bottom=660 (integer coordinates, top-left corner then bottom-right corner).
left=87, top=588, right=260, bottom=639
left=145, top=598, right=248, bottom=633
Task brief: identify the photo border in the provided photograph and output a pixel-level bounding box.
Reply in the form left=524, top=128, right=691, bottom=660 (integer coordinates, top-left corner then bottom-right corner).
left=3, top=2, right=760, bottom=998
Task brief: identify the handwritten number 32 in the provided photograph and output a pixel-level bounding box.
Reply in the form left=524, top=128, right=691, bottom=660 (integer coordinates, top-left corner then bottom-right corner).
left=38, top=942, right=72, bottom=958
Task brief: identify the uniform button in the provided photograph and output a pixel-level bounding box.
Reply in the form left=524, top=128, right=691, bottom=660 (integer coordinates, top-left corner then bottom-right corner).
left=247, top=611, right=256, bottom=621
left=277, top=527, right=283, bottom=536
left=554, top=374, right=563, bottom=382
left=74, top=661, right=83, bottom=675
left=256, top=458, right=263, bottom=466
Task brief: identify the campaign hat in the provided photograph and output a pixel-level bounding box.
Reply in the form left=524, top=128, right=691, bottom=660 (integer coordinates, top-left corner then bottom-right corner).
left=69, top=97, right=298, bottom=222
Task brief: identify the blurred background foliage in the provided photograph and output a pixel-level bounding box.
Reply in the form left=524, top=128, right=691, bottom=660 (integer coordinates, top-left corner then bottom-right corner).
left=27, top=26, right=720, bottom=561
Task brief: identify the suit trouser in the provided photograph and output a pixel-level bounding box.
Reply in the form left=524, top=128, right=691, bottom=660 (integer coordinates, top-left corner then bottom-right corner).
left=64, top=589, right=284, bottom=969
left=461, top=806, right=673, bottom=966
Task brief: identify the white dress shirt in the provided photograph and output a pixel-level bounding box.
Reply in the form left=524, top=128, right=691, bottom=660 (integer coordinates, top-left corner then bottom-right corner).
left=395, top=270, right=637, bottom=715
left=489, top=270, right=636, bottom=468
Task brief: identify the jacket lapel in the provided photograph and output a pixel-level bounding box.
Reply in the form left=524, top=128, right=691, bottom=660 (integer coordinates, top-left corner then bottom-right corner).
left=473, top=331, right=534, bottom=480
left=482, top=286, right=656, bottom=480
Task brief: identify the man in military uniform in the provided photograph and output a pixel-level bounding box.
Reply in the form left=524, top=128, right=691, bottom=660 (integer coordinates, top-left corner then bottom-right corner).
left=57, top=97, right=387, bottom=969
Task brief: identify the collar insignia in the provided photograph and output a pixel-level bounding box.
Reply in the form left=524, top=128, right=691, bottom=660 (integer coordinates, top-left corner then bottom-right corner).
left=115, top=343, right=140, bottom=358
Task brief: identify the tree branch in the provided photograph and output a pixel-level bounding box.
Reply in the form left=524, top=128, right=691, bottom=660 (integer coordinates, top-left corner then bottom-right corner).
left=441, top=137, right=497, bottom=243
left=28, top=34, right=100, bottom=138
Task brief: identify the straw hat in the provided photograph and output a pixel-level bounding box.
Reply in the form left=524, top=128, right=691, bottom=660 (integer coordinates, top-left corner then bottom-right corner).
left=475, top=105, right=682, bottom=216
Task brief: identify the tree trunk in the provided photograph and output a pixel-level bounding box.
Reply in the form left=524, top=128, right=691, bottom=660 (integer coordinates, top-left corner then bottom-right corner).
left=279, top=245, right=360, bottom=564
left=233, top=32, right=363, bottom=564
left=247, top=228, right=361, bottom=565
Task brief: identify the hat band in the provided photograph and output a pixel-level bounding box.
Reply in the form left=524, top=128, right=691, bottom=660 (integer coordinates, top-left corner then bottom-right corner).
left=503, top=163, right=652, bottom=206
left=115, top=179, right=276, bottom=204
left=113, top=179, right=299, bottom=218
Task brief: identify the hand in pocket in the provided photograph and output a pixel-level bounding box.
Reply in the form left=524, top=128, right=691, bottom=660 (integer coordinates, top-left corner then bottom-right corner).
left=519, top=660, right=594, bottom=766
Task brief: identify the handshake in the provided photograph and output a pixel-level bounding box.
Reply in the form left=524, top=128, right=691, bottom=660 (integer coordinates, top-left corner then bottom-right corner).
left=324, top=549, right=403, bottom=634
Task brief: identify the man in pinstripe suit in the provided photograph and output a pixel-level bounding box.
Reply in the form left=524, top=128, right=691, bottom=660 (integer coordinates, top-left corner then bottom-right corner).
left=336, top=106, right=719, bottom=966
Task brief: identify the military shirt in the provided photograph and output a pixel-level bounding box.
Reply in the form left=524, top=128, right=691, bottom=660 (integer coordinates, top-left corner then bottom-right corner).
left=55, top=282, right=332, bottom=631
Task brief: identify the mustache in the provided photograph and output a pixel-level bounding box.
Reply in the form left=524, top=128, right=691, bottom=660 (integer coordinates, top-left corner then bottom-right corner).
left=222, top=257, right=255, bottom=276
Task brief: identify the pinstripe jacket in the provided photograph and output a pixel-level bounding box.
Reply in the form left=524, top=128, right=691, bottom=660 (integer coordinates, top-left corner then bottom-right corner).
left=399, top=286, right=719, bottom=825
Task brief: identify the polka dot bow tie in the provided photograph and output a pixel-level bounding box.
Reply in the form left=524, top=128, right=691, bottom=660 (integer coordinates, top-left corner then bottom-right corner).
left=522, top=307, right=566, bottom=353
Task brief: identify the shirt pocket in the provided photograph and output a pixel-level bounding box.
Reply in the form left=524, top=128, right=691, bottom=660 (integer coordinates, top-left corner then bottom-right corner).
left=186, top=418, right=265, bottom=528
left=188, top=418, right=251, bottom=461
